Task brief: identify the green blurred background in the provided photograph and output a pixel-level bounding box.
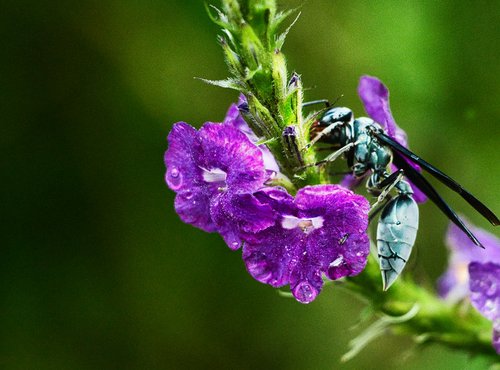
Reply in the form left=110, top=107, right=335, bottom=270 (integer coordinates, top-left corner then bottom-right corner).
left=2, top=0, right=499, bottom=369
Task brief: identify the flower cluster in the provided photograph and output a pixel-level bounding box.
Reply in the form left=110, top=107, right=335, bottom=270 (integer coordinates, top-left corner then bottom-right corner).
left=165, top=100, right=370, bottom=303
left=438, top=220, right=500, bottom=354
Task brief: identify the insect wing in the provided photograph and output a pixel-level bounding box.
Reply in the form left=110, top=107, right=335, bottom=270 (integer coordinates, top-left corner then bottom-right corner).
left=392, top=151, right=483, bottom=248
left=374, top=131, right=499, bottom=226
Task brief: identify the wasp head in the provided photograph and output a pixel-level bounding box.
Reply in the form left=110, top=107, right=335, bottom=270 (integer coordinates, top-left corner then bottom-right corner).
left=311, top=107, right=353, bottom=146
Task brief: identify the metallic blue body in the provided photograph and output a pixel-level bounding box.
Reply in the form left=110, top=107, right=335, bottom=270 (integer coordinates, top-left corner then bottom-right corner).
left=315, top=107, right=419, bottom=290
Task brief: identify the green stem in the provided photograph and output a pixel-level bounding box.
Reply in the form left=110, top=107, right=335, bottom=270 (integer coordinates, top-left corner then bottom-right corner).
left=347, top=256, right=498, bottom=359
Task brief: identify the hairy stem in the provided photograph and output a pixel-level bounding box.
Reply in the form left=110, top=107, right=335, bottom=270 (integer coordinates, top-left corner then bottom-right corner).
left=208, top=0, right=320, bottom=187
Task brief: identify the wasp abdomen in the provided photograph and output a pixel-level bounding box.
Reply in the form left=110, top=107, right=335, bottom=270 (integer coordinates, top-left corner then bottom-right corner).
left=376, top=195, right=419, bottom=290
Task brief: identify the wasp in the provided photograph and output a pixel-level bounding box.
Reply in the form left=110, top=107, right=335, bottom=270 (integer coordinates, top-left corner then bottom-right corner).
left=304, top=102, right=499, bottom=290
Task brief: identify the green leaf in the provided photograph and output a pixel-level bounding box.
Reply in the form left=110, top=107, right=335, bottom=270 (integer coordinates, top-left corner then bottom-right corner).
left=196, top=77, right=243, bottom=91
left=275, top=11, right=301, bottom=50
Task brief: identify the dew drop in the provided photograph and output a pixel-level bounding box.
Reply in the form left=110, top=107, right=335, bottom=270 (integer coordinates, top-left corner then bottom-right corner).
left=246, top=259, right=272, bottom=283
left=293, top=281, right=318, bottom=304
left=231, top=241, right=240, bottom=249
left=167, top=166, right=183, bottom=189
left=183, top=191, right=193, bottom=200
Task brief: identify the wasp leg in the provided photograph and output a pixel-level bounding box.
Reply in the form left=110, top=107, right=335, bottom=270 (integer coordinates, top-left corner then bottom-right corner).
left=369, top=194, right=393, bottom=223
left=305, top=121, right=343, bottom=150
left=370, top=170, right=405, bottom=211
left=302, top=99, right=331, bottom=108
left=300, top=142, right=355, bottom=169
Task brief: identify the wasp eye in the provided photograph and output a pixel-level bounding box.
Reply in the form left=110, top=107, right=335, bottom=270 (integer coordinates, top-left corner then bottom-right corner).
left=320, top=107, right=353, bottom=126
left=332, top=107, right=353, bottom=123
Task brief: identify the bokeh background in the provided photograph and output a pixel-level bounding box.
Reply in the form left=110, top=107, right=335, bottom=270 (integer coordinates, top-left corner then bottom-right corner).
left=2, top=0, right=499, bottom=369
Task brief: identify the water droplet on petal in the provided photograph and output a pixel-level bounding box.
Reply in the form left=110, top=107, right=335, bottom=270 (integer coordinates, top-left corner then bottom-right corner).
left=183, top=191, right=193, bottom=200
left=167, top=166, right=183, bottom=189
left=246, top=258, right=272, bottom=284
left=293, top=281, right=318, bottom=304
left=231, top=241, right=240, bottom=249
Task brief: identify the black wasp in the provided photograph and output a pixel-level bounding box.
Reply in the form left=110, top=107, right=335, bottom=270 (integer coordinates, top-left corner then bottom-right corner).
left=302, top=100, right=499, bottom=290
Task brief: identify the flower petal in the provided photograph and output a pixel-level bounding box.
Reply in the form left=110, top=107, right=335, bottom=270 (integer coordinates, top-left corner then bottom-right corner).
left=210, top=193, right=276, bottom=250
left=165, top=123, right=216, bottom=231
left=165, top=122, right=202, bottom=192
left=358, top=76, right=395, bottom=137
left=358, top=76, right=426, bottom=203
left=198, top=123, right=266, bottom=193
left=438, top=220, right=500, bottom=302
left=173, top=187, right=216, bottom=233
left=493, top=320, right=500, bottom=354
left=242, top=185, right=370, bottom=303
left=468, top=262, right=500, bottom=322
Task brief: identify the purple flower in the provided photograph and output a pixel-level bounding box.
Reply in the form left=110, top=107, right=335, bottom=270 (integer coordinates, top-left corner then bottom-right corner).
left=438, top=221, right=500, bottom=302
left=241, top=185, right=370, bottom=304
left=438, top=220, right=500, bottom=354
left=358, top=76, right=427, bottom=203
left=165, top=120, right=269, bottom=247
left=469, top=263, right=500, bottom=354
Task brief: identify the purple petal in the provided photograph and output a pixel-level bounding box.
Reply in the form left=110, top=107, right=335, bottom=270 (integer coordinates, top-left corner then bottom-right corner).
left=358, top=76, right=395, bottom=137
left=165, top=123, right=215, bottom=232
left=197, top=123, right=266, bottom=193
left=494, top=320, right=500, bottom=354
left=446, top=221, right=500, bottom=264
left=294, top=186, right=370, bottom=280
left=174, top=187, right=216, bottom=233
left=242, top=185, right=370, bottom=304
left=165, top=122, right=202, bottom=192
left=340, top=173, right=367, bottom=190
left=442, top=218, right=500, bottom=354
left=358, top=76, right=426, bottom=203
left=436, top=269, right=469, bottom=304
left=438, top=220, right=500, bottom=302
left=468, top=262, right=500, bottom=322
left=210, top=193, right=276, bottom=250
left=223, top=97, right=253, bottom=138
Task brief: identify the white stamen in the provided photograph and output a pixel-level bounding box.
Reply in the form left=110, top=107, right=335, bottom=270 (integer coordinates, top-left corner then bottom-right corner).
left=281, top=215, right=324, bottom=234
left=202, top=167, right=227, bottom=183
